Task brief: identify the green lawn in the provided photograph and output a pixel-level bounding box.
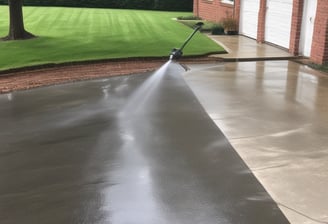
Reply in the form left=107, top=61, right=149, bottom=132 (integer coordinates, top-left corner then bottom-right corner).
left=0, top=7, right=224, bottom=71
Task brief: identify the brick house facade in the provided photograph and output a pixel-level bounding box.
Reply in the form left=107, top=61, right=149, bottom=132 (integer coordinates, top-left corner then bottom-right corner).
left=194, top=0, right=327, bottom=64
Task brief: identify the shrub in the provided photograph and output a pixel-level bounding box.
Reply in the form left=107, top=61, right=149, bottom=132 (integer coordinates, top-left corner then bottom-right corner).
left=221, top=17, right=238, bottom=32
left=176, top=15, right=202, bottom=20
left=211, top=24, right=224, bottom=35
left=177, top=20, right=223, bottom=33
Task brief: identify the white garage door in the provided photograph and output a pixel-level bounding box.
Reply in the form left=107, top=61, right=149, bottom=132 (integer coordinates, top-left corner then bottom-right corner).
left=299, top=0, right=317, bottom=56
left=265, top=0, right=293, bottom=49
left=239, top=0, right=260, bottom=39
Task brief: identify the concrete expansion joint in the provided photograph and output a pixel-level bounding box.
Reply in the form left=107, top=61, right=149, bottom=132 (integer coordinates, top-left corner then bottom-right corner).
left=229, top=134, right=270, bottom=140
left=277, top=202, right=328, bottom=224
left=220, top=57, right=301, bottom=62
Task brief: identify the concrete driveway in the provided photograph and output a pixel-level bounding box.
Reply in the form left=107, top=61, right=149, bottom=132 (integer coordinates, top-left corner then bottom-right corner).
left=185, top=60, right=328, bottom=224
left=0, top=62, right=289, bottom=224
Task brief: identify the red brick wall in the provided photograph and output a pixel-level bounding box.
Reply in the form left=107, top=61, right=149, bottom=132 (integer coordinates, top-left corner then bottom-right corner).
left=193, top=0, right=199, bottom=17
left=311, top=0, right=328, bottom=64
left=193, top=0, right=327, bottom=64
left=234, top=0, right=240, bottom=29
left=257, top=0, right=266, bottom=43
left=289, top=0, right=304, bottom=55
left=193, top=0, right=234, bottom=23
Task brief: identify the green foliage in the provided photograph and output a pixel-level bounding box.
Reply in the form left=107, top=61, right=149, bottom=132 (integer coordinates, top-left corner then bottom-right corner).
left=211, top=24, right=224, bottom=35
left=0, top=0, right=193, bottom=11
left=153, top=0, right=193, bottom=11
left=178, top=20, right=222, bottom=33
left=220, top=10, right=238, bottom=32
left=0, top=7, right=224, bottom=71
left=309, top=63, right=328, bottom=73
left=176, top=15, right=202, bottom=20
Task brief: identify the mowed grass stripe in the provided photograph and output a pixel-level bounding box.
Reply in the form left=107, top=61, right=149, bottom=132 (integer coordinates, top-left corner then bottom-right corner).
left=0, top=6, right=224, bottom=70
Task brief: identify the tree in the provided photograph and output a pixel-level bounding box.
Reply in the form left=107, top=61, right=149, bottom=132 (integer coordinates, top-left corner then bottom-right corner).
left=1, top=0, right=35, bottom=40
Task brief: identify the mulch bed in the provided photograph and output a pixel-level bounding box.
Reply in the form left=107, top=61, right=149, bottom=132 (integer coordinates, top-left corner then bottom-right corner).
left=0, top=57, right=222, bottom=94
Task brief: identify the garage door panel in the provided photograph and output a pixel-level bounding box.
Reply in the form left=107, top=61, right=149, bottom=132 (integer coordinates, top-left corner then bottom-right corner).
left=240, top=0, right=260, bottom=39
left=265, top=0, right=292, bottom=49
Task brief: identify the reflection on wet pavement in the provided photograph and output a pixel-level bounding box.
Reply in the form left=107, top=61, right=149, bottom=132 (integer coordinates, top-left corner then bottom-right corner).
left=185, top=61, right=328, bottom=224
left=0, top=62, right=288, bottom=223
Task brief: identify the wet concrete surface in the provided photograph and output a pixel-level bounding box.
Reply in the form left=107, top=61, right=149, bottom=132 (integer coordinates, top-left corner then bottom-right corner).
left=0, top=62, right=289, bottom=223
left=184, top=61, right=328, bottom=224
left=208, top=35, right=295, bottom=60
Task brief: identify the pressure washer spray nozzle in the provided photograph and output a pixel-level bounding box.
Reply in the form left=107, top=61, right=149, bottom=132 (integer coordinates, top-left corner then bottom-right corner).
left=169, top=22, right=204, bottom=60
left=195, top=22, right=204, bottom=30
left=169, top=48, right=183, bottom=60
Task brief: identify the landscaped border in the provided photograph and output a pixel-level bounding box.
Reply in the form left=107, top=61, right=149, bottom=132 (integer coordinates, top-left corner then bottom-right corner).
left=0, top=56, right=223, bottom=94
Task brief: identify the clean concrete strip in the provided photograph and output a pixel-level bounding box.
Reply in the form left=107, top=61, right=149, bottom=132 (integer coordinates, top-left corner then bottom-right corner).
left=184, top=61, right=328, bottom=224
left=208, top=35, right=299, bottom=61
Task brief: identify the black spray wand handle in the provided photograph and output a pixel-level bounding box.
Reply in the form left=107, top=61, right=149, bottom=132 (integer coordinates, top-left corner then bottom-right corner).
left=179, top=22, right=204, bottom=51
left=169, top=22, right=204, bottom=60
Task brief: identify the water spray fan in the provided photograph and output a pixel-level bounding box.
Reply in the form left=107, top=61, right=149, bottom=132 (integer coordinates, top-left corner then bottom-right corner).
left=169, top=22, right=204, bottom=60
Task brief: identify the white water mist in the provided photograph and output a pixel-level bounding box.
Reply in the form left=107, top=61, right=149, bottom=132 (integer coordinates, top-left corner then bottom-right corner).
left=120, top=60, right=172, bottom=116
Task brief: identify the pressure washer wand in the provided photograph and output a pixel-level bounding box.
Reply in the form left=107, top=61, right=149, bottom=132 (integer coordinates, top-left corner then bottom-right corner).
left=180, top=22, right=204, bottom=52
left=170, top=22, right=204, bottom=60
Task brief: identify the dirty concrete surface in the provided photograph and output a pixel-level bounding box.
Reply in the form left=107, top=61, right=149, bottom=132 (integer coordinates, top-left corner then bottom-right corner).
left=185, top=61, right=328, bottom=224
left=0, top=62, right=288, bottom=223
